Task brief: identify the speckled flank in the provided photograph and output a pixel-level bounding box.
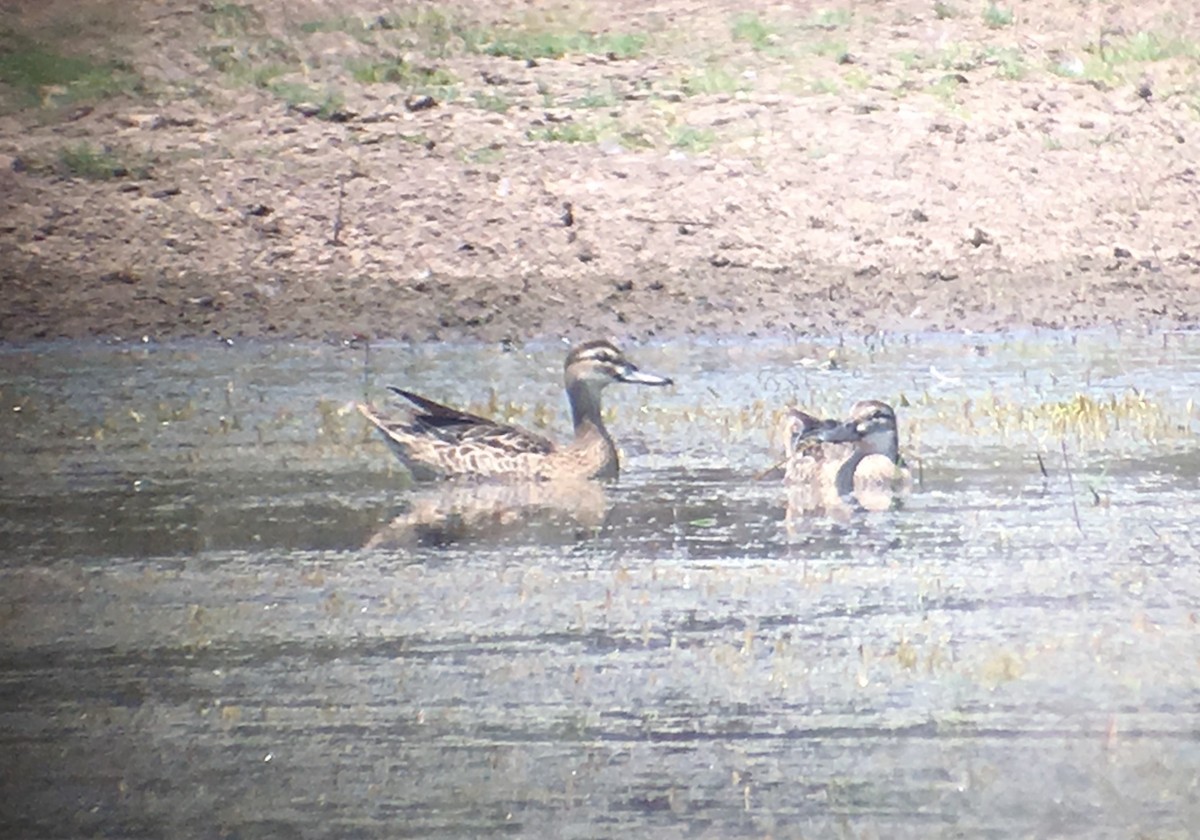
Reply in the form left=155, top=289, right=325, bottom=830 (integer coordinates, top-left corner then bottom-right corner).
left=358, top=340, right=672, bottom=481
left=784, top=400, right=911, bottom=514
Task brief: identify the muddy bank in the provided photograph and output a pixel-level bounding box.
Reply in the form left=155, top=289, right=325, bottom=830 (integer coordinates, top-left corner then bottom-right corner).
left=1, top=0, right=1198, bottom=343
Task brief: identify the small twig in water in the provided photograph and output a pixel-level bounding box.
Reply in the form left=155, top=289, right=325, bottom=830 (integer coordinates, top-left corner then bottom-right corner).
left=1036, top=452, right=1049, bottom=478
left=348, top=333, right=371, bottom=402
left=754, top=458, right=787, bottom=481
left=1061, top=439, right=1083, bottom=534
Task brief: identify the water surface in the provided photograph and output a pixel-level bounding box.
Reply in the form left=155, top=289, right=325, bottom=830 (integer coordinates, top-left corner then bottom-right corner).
left=2, top=330, right=1199, bottom=838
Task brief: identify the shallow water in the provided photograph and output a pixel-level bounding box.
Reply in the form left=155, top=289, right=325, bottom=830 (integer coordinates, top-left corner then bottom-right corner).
left=2, top=330, right=1200, bottom=838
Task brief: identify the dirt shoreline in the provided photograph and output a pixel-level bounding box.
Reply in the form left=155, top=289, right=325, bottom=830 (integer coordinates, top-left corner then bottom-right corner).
left=4, top=257, right=1198, bottom=346
left=2, top=0, right=1199, bottom=344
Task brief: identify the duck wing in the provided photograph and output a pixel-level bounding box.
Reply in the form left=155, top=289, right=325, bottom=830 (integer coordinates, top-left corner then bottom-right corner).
left=389, top=387, right=555, bottom=456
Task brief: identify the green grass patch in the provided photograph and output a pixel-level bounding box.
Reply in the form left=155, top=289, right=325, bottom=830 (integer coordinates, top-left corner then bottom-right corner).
left=569, top=87, right=620, bottom=109
left=982, top=4, right=1013, bottom=30
left=987, top=47, right=1026, bottom=80
left=526, top=120, right=604, bottom=143
left=465, top=145, right=505, bottom=164
left=202, top=3, right=264, bottom=37
left=842, top=67, right=871, bottom=89
left=927, top=74, right=964, bottom=101
left=298, top=16, right=372, bottom=40
left=231, top=60, right=290, bottom=89
left=55, top=142, right=148, bottom=180
left=475, top=29, right=645, bottom=61
left=731, top=14, right=779, bottom=52
left=374, top=8, right=470, bottom=57
left=808, top=37, right=850, bottom=59
left=346, top=57, right=455, bottom=87
left=932, top=45, right=981, bottom=72
left=669, top=125, right=716, bottom=151
left=0, top=32, right=141, bottom=110
left=808, top=77, right=840, bottom=95
left=200, top=44, right=291, bottom=88
left=1099, top=30, right=1199, bottom=64
left=200, top=37, right=298, bottom=83
left=895, top=49, right=925, bottom=71
left=933, top=2, right=958, bottom=19
left=269, top=82, right=346, bottom=120
left=1074, top=30, right=1200, bottom=84
left=679, top=65, right=748, bottom=96
left=618, top=128, right=654, bottom=149
left=471, top=92, right=511, bottom=113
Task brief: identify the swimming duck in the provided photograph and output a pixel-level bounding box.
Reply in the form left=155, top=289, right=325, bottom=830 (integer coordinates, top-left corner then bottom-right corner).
left=358, top=340, right=672, bottom=481
left=783, top=400, right=910, bottom=512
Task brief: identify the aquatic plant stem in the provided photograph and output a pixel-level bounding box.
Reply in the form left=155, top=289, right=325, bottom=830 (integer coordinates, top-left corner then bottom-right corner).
left=1060, top=439, right=1083, bottom=534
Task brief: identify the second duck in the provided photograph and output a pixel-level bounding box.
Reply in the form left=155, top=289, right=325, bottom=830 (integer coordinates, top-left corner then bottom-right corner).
left=784, top=399, right=911, bottom=512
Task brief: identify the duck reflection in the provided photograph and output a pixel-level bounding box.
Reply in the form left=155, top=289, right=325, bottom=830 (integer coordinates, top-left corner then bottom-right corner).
left=365, top=478, right=610, bottom=549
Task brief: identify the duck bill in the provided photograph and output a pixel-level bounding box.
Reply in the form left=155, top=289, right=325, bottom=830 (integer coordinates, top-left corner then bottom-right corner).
left=618, top=368, right=673, bottom=387
left=788, top=411, right=840, bottom=441
left=817, top=420, right=862, bottom=443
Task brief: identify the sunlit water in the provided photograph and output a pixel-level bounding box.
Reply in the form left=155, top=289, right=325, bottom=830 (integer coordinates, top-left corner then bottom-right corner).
left=2, top=330, right=1199, bottom=838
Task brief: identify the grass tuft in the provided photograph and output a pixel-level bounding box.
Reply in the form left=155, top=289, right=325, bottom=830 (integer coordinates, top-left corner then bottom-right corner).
left=987, top=47, right=1026, bottom=80
left=475, top=29, right=645, bottom=61
left=345, top=57, right=455, bottom=88
left=569, top=88, right=620, bottom=109
left=731, top=14, right=778, bottom=52
left=298, top=16, right=373, bottom=40
left=465, top=145, right=505, bottom=164
left=471, top=92, right=510, bottom=113
left=374, top=8, right=469, bottom=57
left=0, top=33, right=141, bottom=111
left=526, top=120, right=605, bottom=143
left=982, top=4, right=1013, bottom=29
left=202, top=3, right=264, bottom=37
left=1099, top=31, right=1199, bottom=65
left=680, top=65, right=748, bottom=96
left=56, top=142, right=148, bottom=180
left=669, top=125, right=716, bottom=151
left=1070, top=30, right=1200, bottom=85
left=269, top=82, right=346, bottom=120
left=933, top=2, right=957, bottom=19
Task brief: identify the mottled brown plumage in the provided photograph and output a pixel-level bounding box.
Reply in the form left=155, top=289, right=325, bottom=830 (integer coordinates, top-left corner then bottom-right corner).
left=358, top=340, right=672, bottom=481
left=783, top=400, right=911, bottom=512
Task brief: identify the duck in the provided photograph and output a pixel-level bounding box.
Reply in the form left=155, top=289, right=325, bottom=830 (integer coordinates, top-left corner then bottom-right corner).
left=783, top=400, right=911, bottom=512
left=357, top=339, right=672, bottom=481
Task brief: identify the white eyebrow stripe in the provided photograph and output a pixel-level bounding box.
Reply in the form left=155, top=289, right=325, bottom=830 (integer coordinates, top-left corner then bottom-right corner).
left=577, top=348, right=618, bottom=362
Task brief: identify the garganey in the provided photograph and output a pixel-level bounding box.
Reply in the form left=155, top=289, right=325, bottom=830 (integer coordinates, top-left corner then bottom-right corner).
left=784, top=400, right=911, bottom=512
left=358, top=340, right=672, bottom=481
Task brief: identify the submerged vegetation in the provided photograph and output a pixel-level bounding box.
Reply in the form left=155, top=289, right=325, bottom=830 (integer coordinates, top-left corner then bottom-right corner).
left=955, top=390, right=1181, bottom=444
